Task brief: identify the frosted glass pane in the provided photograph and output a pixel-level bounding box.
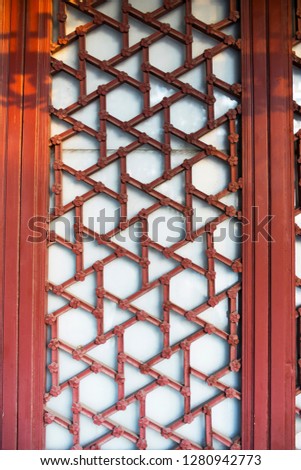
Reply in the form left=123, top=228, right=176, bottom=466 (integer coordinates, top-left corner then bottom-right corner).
left=192, top=0, right=228, bottom=24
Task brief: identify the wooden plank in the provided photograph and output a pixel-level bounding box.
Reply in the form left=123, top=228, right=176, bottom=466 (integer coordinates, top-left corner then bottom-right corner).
left=268, top=0, right=296, bottom=450
left=0, top=0, right=26, bottom=450
left=241, top=0, right=270, bottom=449
left=18, top=0, right=52, bottom=449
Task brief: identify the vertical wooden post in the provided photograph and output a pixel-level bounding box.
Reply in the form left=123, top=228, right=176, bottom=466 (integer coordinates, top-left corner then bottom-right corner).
left=18, top=0, right=51, bottom=450
left=0, top=0, right=26, bottom=450
left=268, top=0, right=295, bottom=450
left=241, top=0, right=270, bottom=449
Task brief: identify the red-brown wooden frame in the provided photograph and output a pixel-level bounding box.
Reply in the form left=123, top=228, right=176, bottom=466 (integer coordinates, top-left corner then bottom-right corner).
left=0, top=0, right=297, bottom=449
left=241, top=0, right=296, bottom=450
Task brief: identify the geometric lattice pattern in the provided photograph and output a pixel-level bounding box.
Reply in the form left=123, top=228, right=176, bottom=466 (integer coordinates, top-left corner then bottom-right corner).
left=293, top=0, right=301, bottom=449
left=45, top=0, right=242, bottom=450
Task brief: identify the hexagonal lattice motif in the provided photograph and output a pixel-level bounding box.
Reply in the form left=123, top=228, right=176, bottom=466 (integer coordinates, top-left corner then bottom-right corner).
left=46, top=0, right=242, bottom=450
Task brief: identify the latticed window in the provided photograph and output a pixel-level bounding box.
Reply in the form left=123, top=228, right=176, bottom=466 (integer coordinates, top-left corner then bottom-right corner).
left=46, top=0, right=242, bottom=451
left=0, top=0, right=300, bottom=452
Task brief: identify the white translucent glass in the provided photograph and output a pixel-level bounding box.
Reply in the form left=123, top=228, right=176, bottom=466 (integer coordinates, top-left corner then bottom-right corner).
left=148, top=206, right=185, bottom=247
left=174, top=234, right=207, bottom=267
left=190, top=375, right=220, bottom=408
left=127, top=186, right=156, bottom=219
left=159, top=4, right=186, bottom=33
left=221, top=371, right=241, bottom=391
left=83, top=194, right=120, bottom=233
left=156, top=173, right=186, bottom=204
left=177, top=415, right=206, bottom=445
left=95, top=0, right=122, bottom=21
left=72, top=100, right=99, bottom=130
left=115, top=52, right=143, bottom=81
left=153, top=350, right=183, bottom=382
left=83, top=240, right=113, bottom=270
left=294, top=114, right=301, bottom=134
left=148, top=248, right=178, bottom=283
left=124, top=363, right=154, bottom=396
left=102, top=437, right=136, bottom=450
left=79, top=415, right=107, bottom=447
left=86, top=26, right=122, bottom=61
left=47, top=387, right=73, bottom=420
left=50, top=209, right=76, bottom=242
left=135, top=113, right=164, bottom=142
left=198, top=298, right=230, bottom=332
left=62, top=133, right=99, bottom=151
left=170, top=269, right=208, bottom=310
left=124, top=321, right=163, bottom=362
left=106, top=122, right=136, bottom=150
left=62, top=172, right=91, bottom=206
left=107, top=84, right=143, bottom=121
left=58, top=308, right=97, bottom=346
left=222, top=23, right=240, bottom=39
left=130, top=0, right=162, bottom=13
left=110, top=401, right=140, bottom=433
left=53, top=41, right=79, bottom=70
left=169, top=312, right=200, bottom=346
left=66, top=274, right=97, bottom=304
left=149, top=37, right=185, bottom=73
left=293, top=68, right=301, bottom=106
left=46, top=423, right=73, bottom=450
left=103, top=299, right=133, bottom=333
left=52, top=73, right=79, bottom=109
left=192, top=30, right=219, bottom=58
left=91, top=160, right=120, bottom=192
left=214, top=88, right=239, bottom=119
left=149, top=76, right=177, bottom=107
left=214, top=219, right=241, bottom=260
left=65, top=4, right=91, bottom=35
left=58, top=350, right=88, bottom=384
left=132, top=286, right=163, bottom=319
left=146, top=386, right=184, bottom=426
left=212, top=399, right=241, bottom=439
left=192, top=156, right=230, bottom=194
left=170, top=96, right=207, bottom=132
left=104, top=257, right=141, bottom=298
left=127, top=148, right=164, bottom=183
left=80, top=373, right=118, bottom=412
left=192, top=0, right=228, bottom=24
left=48, top=244, right=75, bottom=284
left=88, top=337, right=117, bottom=370
left=111, top=224, right=142, bottom=256
left=86, top=64, right=113, bottom=94
left=215, top=260, right=239, bottom=295
left=179, top=64, right=207, bottom=93
left=146, top=428, right=175, bottom=450
left=192, top=197, right=222, bottom=231
left=213, top=49, right=241, bottom=84
left=128, top=18, right=156, bottom=47
left=200, top=123, right=230, bottom=151
left=190, top=334, right=229, bottom=375
left=48, top=292, right=68, bottom=315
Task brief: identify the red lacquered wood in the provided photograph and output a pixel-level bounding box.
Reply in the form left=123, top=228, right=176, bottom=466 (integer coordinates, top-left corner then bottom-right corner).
left=0, top=0, right=26, bottom=450
left=241, top=0, right=270, bottom=450
left=268, top=0, right=295, bottom=450
left=17, top=0, right=52, bottom=450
